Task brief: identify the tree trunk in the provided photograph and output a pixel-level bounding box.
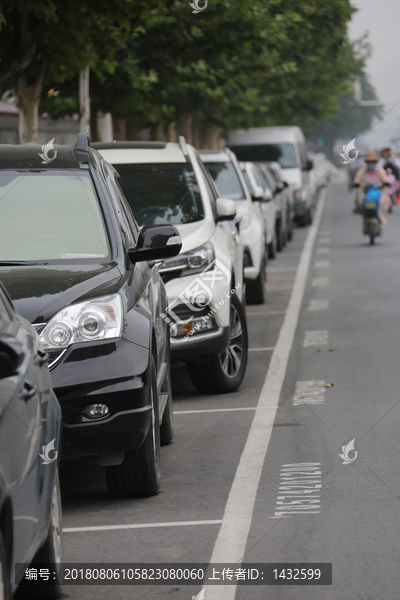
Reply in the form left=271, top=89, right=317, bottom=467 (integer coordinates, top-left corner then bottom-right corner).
left=200, top=126, right=224, bottom=150
left=16, top=72, right=43, bottom=143
left=126, top=122, right=137, bottom=140
left=97, top=112, right=113, bottom=142
left=79, top=65, right=90, bottom=136
left=178, top=113, right=193, bottom=144
left=165, top=122, right=176, bottom=142
left=112, top=117, right=127, bottom=141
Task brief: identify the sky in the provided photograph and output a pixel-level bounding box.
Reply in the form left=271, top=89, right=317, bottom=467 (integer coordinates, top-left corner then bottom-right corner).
left=348, top=0, right=400, bottom=148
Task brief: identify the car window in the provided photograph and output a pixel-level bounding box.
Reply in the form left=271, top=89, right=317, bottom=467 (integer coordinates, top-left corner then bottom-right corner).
left=229, top=144, right=298, bottom=169
left=0, top=292, right=12, bottom=332
left=113, top=163, right=204, bottom=226
left=262, top=167, right=277, bottom=192
left=205, top=162, right=246, bottom=201
left=253, top=166, right=270, bottom=190
left=0, top=170, right=109, bottom=262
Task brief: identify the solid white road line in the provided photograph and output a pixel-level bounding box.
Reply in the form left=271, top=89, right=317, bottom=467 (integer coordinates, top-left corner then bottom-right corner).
left=174, top=407, right=258, bottom=415
left=206, top=188, right=327, bottom=600
left=64, top=520, right=223, bottom=533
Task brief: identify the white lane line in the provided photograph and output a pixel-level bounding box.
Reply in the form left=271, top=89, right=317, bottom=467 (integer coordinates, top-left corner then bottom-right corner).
left=249, top=347, right=275, bottom=351
left=206, top=189, right=327, bottom=600
left=314, top=260, right=330, bottom=268
left=312, top=277, right=329, bottom=287
left=64, top=520, right=223, bottom=533
left=246, top=311, right=286, bottom=316
left=293, top=380, right=326, bottom=405
left=174, top=407, right=258, bottom=415
left=316, top=247, right=330, bottom=254
left=308, top=299, right=329, bottom=312
left=303, top=330, right=328, bottom=347
left=271, top=463, right=322, bottom=518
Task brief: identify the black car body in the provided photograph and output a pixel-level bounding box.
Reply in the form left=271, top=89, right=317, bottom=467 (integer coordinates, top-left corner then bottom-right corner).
left=0, top=135, right=181, bottom=498
left=0, top=282, right=62, bottom=598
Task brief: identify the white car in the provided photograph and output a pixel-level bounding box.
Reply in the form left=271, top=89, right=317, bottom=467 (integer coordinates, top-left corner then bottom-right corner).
left=199, top=149, right=267, bottom=305
left=240, top=161, right=277, bottom=260
left=95, top=139, right=248, bottom=394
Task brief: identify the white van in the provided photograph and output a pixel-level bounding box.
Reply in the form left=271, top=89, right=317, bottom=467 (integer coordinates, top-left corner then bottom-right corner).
left=227, top=126, right=315, bottom=226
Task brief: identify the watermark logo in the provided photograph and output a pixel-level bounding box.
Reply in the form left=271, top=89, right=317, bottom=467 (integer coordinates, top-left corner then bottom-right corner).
left=39, top=438, right=58, bottom=464
left=339, top=438, right=357, bottom=464
left=339, top=138, right=358, bottom=164
left=192, top=589, right=206, bottom=600
left=38, top=138, right=57, bottom=164
left=178, top=259, right=231, bottom=312
left=189, top=0, right=208, bottom=13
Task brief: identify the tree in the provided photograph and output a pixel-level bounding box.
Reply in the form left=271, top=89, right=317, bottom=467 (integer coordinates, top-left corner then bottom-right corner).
left=0, top=0, right=161, bottom=141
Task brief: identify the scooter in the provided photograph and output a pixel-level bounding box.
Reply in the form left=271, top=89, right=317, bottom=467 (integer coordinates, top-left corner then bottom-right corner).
left=354, top=182, right=385, bottom=245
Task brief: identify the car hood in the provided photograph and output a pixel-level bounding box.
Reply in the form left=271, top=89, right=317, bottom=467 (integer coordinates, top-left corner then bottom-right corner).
left=0, top=263, right=122, bottom=324
left=174, top=219, right=215, bottom=253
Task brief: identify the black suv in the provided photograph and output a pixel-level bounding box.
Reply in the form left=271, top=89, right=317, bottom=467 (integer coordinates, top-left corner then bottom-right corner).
left=0, top=134, right=182, bottom=498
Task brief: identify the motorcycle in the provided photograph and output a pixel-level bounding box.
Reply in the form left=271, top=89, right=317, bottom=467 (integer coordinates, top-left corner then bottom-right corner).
left=354, top=182, right=387, bottom=245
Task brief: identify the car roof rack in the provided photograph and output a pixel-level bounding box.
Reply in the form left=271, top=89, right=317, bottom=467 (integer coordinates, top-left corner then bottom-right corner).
left=92, top=141, right=167, bottom=150
left=178, top=136, right=191, bottom=164
left=74, top=133, right=90, bottom=169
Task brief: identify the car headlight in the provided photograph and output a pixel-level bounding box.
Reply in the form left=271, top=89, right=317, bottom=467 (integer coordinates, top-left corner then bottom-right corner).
left=39, top=294, right=123, bottom=350
left=159, top=241, right=215, bottom=277
left=238, top=214, right=251, bottom=232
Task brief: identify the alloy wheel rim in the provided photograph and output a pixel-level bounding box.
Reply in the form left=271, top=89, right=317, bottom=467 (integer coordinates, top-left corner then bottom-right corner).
left=218, top=303, right=243, bottom=378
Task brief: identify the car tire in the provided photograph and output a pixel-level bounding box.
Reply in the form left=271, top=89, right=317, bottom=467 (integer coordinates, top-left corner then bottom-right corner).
left=0, top=531, right=11, bottom=600
left=287, top=216, right=293, bottom=241
left=21, top=473, right=63, bottom=599
left=105, top=355, right=161, bottom=498
left=268, top=235, right=277, bottom=259
left=246, top=258, right=265, bottom=305
left=187, top=293, right=248, bottom=394
left=160, top=338, right=174, bottom=446
left=276, top=222, right=283, bottom=252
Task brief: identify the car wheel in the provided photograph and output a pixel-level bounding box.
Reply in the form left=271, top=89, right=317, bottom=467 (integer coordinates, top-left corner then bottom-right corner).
left=23, top=473, right=62, bottom=599
left=282, top=225, right=287, bottom=247
left=287, top=217, right=293, bottom=241
left=105, top=355, right=161, bottom=497
left=246, top=258, right=265, bottom=305
left=268, top=235, right=277, bottom=259
left=160, top=338, right=174, bottom=446
left=187, top=293, right=248, bottom=394
left=0, top=531, right=11, bottom=600
left=276, top=221, right=283, bottom=252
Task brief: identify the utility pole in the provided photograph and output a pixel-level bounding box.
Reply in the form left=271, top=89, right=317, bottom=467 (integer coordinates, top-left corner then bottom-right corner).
left=79, top=66, right=90, bottom=135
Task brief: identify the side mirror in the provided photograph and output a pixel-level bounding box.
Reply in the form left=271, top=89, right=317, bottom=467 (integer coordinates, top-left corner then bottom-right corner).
left=304, top=158, right=313, bottom=171
left=250, top=185, right=264, bottom=202
left=216, top=198, right=236, bottom=221
left=128, top=224, right=182, bottom=263
left=283, top=181, right=289, bottom=188
left=0, top=337, right=25, bottom=379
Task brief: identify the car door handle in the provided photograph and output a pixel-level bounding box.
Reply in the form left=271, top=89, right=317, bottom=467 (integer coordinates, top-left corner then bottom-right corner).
left=18, top=382, right=37, bottom=401
left=34, top=350, right=49, bottom=367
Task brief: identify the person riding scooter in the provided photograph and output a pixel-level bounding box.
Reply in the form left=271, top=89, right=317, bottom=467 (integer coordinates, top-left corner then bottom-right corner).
left=353, top=151, right=390, bottom=228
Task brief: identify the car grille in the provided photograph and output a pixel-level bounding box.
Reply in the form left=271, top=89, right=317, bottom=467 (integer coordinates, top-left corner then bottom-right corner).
left=168, top=303, right=211, bottom=321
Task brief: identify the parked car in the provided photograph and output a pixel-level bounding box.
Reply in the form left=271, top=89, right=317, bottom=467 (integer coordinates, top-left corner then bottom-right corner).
left=198, top=149, right=267, bottom=305
left=264, top=161, right=294, bottom=241
left=258, top=163, right=288, bottom=252
left=0, top=134, right=182, bottom=499
left=95, top=138, right=248, bottom=394
left=227, top=126, right=316, bottom=226
left=240, top=161, right=278, bottom=260
left=0, top=281, right=62, bottom=599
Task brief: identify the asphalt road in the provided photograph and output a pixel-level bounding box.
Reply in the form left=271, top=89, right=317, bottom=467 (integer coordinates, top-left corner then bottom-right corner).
left=57, top=169, right=400, bottom=600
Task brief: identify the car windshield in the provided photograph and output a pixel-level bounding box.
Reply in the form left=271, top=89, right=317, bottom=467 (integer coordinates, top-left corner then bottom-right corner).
left=204, top=162, right=246, bottom=200
left=0, top=171, right=109, bottom=262
left=229, top=144, right=298, bottom=169
left=114, top=163, right=204, bottom=225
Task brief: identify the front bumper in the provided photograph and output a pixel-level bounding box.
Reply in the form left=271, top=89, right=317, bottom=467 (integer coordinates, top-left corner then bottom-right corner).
left=48, top=337, right=151, bottom=460
left=171, top=325, right=230, bottom=361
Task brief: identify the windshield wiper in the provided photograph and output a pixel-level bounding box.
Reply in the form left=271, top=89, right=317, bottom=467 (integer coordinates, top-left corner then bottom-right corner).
left=0, top=261, right=40, bottom=266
